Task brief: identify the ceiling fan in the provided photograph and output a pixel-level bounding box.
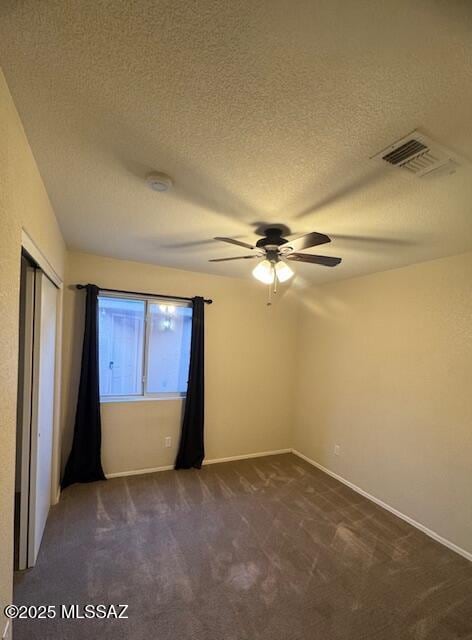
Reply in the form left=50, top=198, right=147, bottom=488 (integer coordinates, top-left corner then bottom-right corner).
left=209, top=227, right=342, bottom=285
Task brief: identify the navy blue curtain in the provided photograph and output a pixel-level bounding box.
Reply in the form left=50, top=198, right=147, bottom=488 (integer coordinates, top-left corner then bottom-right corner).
left=175, top=296, right=205, bottom=469
left=62, top=284, right=106, bottom=488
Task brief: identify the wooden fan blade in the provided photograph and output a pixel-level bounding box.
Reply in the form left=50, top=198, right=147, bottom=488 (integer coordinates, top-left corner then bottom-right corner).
left=209, top=255, right=257, bottom=262
left=284, top=231, right=331, bottom=252
left=214, top=237, right=255, bottom=250
left=287, top=253, right=342, bottom=267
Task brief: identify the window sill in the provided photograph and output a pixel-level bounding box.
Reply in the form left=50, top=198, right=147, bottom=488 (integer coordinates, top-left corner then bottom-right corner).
left=100, top=395, right=186, bottom=404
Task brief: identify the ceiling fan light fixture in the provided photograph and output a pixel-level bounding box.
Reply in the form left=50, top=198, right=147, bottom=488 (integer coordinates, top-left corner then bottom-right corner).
left=252, top=259, right=274, bottom=284
left=275, top=260, right=294, bottom=283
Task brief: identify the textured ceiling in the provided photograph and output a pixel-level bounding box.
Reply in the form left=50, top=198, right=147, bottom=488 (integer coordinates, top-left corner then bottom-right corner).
left=1, top=0, right=472, bottom=284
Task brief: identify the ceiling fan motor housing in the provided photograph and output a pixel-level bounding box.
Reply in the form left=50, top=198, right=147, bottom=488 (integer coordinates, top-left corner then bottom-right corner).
left=255, top=227, right=289, bottom=249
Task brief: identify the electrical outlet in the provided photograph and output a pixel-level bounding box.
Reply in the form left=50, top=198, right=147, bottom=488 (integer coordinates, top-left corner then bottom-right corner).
left=164, top=436, right=172, bottom=448
left=334, top=444, right=341, bottom=456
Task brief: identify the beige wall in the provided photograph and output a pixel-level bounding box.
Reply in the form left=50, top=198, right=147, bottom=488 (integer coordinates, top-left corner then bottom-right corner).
left=61, top=251, right=299, bottom=476
left=0, top=69, right=65, bottom=638
left=294, top=251, right=472, bottom=555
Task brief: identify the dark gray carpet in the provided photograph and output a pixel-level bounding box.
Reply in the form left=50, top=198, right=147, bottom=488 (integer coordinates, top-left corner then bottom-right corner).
left=14, top=453, right=472, bottom=639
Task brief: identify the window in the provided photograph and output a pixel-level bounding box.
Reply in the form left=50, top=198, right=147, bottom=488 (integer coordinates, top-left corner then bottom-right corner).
left=98, top=294, right=192, bottom=400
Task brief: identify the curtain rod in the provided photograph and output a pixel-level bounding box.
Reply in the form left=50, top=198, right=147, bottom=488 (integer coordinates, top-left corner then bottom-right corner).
left=75, top=284, right=213, bottom=304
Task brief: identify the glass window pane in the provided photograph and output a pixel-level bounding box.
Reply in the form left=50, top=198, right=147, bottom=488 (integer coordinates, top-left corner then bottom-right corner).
left=98, top=297, right=145, bottom=396
left=146, top=303, right=192, bottom=394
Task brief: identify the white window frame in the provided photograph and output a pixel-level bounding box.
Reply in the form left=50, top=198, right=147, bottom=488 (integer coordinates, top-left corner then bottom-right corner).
left=98, top=291, right=191, bottom=403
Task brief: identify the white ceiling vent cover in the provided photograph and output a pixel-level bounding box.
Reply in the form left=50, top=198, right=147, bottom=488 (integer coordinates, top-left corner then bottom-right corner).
left=372, top=130, right=461, bottom=178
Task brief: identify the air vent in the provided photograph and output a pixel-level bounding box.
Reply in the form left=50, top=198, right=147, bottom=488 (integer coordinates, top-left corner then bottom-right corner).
left=382, top=139, right=427, bottom=166
left=372, top=130, right=461, bottom=178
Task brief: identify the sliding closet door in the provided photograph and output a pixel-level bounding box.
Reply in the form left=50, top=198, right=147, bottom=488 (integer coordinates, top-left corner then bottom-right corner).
left=28, top=271, right=57, bottom=565
left=16, top=260, right=35, bottom=571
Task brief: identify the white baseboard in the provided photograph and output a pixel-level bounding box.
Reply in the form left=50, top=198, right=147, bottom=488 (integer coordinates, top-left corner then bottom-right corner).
left=291, top=449, right=472, bottom=563
left=2, top=619, right=10, bottom=640
left=203, top=449, right=291, bottom=466
left=53, top=485, right=61, bottom=505
left=105, top=448, right=291, bottom=479
left=106, top=464, right=174, bottom=478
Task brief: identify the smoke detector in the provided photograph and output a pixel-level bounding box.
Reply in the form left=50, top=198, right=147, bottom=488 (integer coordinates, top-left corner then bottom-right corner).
left=146, top=172, right=173, bottom=192
left=372, top=130, right=461, bottom=178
